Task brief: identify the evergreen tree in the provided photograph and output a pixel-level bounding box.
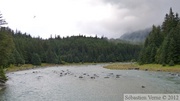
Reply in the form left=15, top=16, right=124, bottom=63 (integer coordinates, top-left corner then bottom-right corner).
left=8, top=52, right=16, bottom=65
left=167, top=36, right=176, bottom=64
left=13, top=49, right=25, bottom=66
left=139, top=8, right=180, bottom=65
left=139, top=25, right=162, bottom=64
left=0, top=13, right=7, bottom=26
left=162, top=8, right=178, bottom=36
left=0, top=27, right=14, bottom=67
left=31, top=53, right=41, bottom=65
left=46, top=49, right=58, bottom=64
left=0, top=13, right=12, bottom=82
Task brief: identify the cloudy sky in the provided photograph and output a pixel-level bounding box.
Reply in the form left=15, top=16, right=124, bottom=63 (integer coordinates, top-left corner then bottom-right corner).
left=0, top=0, right=180, bottom=39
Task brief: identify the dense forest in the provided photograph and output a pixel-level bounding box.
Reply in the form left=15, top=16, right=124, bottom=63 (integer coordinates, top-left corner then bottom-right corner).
left=139, top=8, right=180, bottom=66
left=3, top=30, right=141, bottom=66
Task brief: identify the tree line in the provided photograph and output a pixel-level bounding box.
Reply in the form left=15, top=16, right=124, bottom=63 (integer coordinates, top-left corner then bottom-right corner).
left=0, top=28, right=141, bottom=68
left=139, top=8, right=180, bottom=66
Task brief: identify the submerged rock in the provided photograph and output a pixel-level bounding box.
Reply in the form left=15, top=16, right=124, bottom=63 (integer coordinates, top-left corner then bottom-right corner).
left=145, top=69, right=148, bottom=71
left=79, top=76, right=83, bottom=78
left=116, top=75, right=121, bottom=78
left=157, top=70, right=161, bottom=72
left=141, top=86, right=145, bottom=88
left=109, top=73, right=114, bottom=75
left=134, top=68, right=139, bottom=70
left=37, top=76, right=43, bottom=80
left=0, top=83, right=5, bottom=86
left=0, top=85, right=5, bottom=90
left=32, top=71, right=39, bottom=73
left=104, top=76, right=109, bottom=78
left=90, top=77, right=95, bottom=79
left=93, top=74, right=99, bottom=77
left=0, top=79, right=6, bottom=83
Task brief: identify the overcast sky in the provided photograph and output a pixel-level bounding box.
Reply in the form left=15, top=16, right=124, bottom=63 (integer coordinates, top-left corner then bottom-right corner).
left=0, top=0, right=180, bottom=39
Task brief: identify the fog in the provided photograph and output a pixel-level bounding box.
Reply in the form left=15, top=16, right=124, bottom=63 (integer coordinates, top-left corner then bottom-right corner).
left=0, top=0, right=180, bottom=38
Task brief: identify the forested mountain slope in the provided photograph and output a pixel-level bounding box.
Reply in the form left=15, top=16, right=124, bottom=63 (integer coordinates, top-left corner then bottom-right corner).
left=120, top=28, right=151, bottom=43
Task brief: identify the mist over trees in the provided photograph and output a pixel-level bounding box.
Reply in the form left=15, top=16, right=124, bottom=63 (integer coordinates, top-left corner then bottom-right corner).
left=139, top=8, right=180, bottom=66
left=120, top=28, right=151, bottom=44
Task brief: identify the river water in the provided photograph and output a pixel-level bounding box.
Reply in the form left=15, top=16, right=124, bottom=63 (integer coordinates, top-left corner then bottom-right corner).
left=0, top=64, right=180, bottom=101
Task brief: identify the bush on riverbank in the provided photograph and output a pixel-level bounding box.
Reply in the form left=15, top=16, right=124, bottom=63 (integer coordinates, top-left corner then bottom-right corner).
left=0, top=68, right=7, bottom=82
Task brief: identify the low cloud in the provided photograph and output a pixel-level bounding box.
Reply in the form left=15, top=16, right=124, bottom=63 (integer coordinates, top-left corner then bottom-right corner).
left=1, top=0, right=180, bottom=38
left=88, top=0, right=180, bottom=38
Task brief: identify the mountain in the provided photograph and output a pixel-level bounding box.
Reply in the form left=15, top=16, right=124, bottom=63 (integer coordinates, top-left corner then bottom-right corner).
left=119, top=28, right=151, bottom=43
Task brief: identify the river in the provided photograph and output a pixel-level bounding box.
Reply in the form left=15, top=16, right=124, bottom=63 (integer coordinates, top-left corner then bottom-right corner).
left=0, top=64, right=180, bottom=101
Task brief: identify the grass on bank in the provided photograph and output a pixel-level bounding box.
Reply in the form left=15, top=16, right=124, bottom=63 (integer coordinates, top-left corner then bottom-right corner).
left=5, top=63, right=58, bottom=72
left=5, top=62, right=97, bottom=72
left=6, top=62, right=180, bottom=73
left=104, top=63, right=180, bottom=72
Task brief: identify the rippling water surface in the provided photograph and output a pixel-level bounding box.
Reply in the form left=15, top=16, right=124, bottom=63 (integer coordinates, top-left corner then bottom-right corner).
left=0, top=64, right=180, bottom=101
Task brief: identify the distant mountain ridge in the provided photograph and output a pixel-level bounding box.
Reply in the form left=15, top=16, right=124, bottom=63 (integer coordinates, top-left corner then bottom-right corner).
left=119, top=28, right=152, bottom=43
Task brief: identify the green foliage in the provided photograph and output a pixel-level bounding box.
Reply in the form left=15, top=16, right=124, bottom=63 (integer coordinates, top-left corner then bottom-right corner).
left=139, top=8, right=180, bottom=65
left=0, top=13, right=12, bottom=83
left=0, top=67, right=7, bottom=82
left=31, top=53, right=41, bottom=65
left=162, top=62, right=166, bottom=67
left=169, top=60, right=175, bottom=66
left=46, top=49, right=59, bottom=64
left=13, top=49, right=25, bottom=66
left=0, top=27, right=14, bottom=67
left=139, top=25, right=162, bottom=64
left=10, top=34, right=141, bottom=64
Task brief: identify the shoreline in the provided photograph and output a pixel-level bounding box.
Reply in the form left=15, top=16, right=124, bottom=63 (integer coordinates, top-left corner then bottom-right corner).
left=5, top=62, right=180, bottom=73
left=104, top=63, right=180, bottom=73
left=5, top=64, right=61, bottom=73
left=5, top=63, right=99, bottom=73
left=0, top=82, right=6, bottom=91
